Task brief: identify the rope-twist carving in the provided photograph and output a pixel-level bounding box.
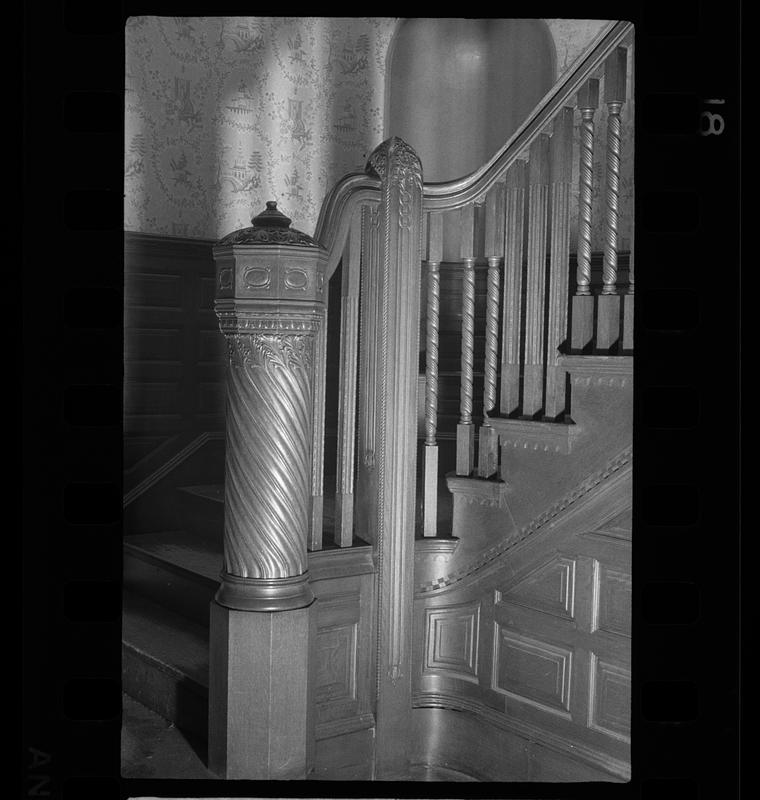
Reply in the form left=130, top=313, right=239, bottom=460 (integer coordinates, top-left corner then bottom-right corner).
left=483, top=258, right=501, bottom=419
left=425, top=262, right=440, bottom=445
left=223, top=333, right=313, bottom=579
left=460, top=259, right=476, bottom=425
left=603, top=102, right=622, bottom=294
left=577, top=109, right=595, bottom=296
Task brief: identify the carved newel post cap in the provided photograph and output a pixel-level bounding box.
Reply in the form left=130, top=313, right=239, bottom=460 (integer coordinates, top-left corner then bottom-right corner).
left=214, top=200, right=328, bottom=302
left=252, top=200, right=291, bottom=229
left=216, top=200, right=323, bottom=249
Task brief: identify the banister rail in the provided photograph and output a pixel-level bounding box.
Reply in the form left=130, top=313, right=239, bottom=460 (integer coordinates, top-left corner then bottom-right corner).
left=421, top=20, right=634, bottom=211
left=313, top=171, right=381, bottom=279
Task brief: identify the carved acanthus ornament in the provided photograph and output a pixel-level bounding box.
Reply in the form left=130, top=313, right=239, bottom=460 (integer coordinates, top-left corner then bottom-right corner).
left=213, top=201, right=327, bottom=611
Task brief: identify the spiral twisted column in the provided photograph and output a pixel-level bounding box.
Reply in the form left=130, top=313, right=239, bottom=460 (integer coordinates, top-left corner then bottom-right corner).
left=459, top=259, right=476, bottom=426
left=211, top=201, right=327, bottom=612
left=209, top=201, right=327, bottom=780
left=577, top=107, right=596, bottom=295
left=597, top=47, right=628, bottom=351
left=222, top=324, right=314, bottom=583
left=422, top=211, right=442, bottom=536
left=425, top=260, right=440, bottom=446
left=456, top=255, right=476, bottom=476
left=483, top=258, right=500, bottom=420
left=571, top=79, right=599, bottom=353
left=603, top=102, right=622, bottom=294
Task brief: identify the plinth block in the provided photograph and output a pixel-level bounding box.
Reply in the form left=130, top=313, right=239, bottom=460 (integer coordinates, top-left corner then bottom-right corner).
left=208, top=599, right=315, bottom=779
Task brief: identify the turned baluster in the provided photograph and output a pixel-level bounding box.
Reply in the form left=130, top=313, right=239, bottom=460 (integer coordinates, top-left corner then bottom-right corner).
left=545, top=107, right=574, bottom=420
left=597, top=46, right=628, bottom=351
left=334, top=210, right=362, bottom=547
left=423, top=211, right=443, bottom=535
left=478, top=182, right=504, bottom=477
left=456, top=203, right=476, bottom=476
left=522, top=134, right=551, bottom=418
left=571, top=78, right=599, bottom=352
left=500, top=160, right=527, bottom=416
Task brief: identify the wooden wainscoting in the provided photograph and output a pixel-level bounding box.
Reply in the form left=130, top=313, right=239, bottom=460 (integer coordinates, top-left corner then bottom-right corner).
left=412, top=461, right=632, bottom=781
left=124, top=232, right=227, bottom=533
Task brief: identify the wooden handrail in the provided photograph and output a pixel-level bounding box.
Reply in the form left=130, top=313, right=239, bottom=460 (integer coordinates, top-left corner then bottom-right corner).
left=422, top=20, right=634, bottom=211
left=313, top=171, right=381, bottom=280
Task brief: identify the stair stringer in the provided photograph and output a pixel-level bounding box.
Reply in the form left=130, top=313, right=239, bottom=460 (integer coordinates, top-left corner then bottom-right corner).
left=411, top=452, right=632, bottom=782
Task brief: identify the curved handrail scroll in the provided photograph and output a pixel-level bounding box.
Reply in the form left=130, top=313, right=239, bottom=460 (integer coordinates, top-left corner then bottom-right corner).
left=314, top=171, right=381, bottom=280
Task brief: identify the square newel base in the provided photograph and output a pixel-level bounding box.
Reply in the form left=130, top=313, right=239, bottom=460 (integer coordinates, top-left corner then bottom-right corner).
left=208, top=599, right=315, bottom=779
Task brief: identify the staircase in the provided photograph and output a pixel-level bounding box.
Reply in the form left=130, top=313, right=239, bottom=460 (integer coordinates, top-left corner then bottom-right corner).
left=123, top=19, right=634, bottom=781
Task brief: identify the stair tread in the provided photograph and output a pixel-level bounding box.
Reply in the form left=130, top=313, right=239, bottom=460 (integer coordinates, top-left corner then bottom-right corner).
left=123, top=590, right=209, bottom=688
left=125, top=530, right=222, bottom=583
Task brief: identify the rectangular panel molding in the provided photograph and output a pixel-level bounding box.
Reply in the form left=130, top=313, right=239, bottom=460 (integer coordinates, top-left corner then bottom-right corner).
left=492, top=624, right=573, bottom=717
left=592, top=561, right=632, bottom=637
left=588, top=654, right=631, bottom=741
left=316, top=622, right=358, bottom=705
left=423, top=602, right=481, bottom=683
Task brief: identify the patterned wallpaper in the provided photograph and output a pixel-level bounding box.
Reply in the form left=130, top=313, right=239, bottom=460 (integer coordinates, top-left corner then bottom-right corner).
left=125, top=16, right=397, bottom=239
left=125, top=17, right=633, bottom=250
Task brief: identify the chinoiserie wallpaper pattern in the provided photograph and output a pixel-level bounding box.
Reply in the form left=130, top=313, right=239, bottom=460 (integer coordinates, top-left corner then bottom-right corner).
left=125, top=16, right=633, bottom=250
left=125, top=16, right=396, bottom=240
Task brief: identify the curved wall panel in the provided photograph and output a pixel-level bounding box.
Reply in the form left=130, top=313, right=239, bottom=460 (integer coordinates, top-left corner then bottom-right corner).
left=386, top=19, right=556, bottom=184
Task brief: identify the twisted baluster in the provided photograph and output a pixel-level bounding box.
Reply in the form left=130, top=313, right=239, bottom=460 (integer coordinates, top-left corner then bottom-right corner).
left=603, top=47, right=628, bottom=295
left=425, top=261, right=440, bottom=445
left=483, top=257, right=500, bottom=419
left=571, top=79, right=599, bottom=353
left=603, top=101, right=622, bottom=294
left=460, top=259, right=475, bottom=427
left=578, top=112, right=594, bottom=295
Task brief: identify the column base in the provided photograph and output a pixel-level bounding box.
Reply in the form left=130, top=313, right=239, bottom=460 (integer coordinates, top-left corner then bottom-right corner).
left=215, top=570, right=314, bottom=612
left=208, top=598, right=316, bottom=780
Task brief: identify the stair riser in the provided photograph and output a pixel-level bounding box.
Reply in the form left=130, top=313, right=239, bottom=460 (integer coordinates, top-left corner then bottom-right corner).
left=178, top=494, right=224, bottom=542
left=123, top=645, right=208, bottom=739
left=124, top=549, right=218, bottom=629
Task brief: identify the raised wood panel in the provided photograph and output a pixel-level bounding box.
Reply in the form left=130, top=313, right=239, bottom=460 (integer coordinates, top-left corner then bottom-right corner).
left=198, top=382, right=226, bottom=416
left=496, top=554, right=576, bottom=620
left=126, top=382, right=182, bottom=415
left=126, top=273, right=184, bottom=309
left=588, top=654, right=631, bottom=741
left=316, top=622, right=358, bottom=704
left=124, top=233, right=224, bottom=506
left=413, top=490, right=633, bottom=779
left=492, top=625, right=572, bottom=716
left=423, top=602, right=480, bottom=683
left=593, top=561, right=631, bottom=637
left=198, top=329, right=227, bottom=364
left=125, top=327, right=183, bottom=362
left=199, top=275, right=217, bottom=309
left=311, top=574, right=374, bottom=740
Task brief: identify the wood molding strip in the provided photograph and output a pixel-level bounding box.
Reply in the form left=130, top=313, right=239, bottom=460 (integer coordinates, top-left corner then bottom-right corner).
left=123, top=431, right=225, bottom=506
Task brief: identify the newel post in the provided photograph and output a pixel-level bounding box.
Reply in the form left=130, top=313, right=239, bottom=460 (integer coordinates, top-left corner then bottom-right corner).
left=364, top=137, right=423, bottom=779
left=208, top=202, right=327, bottom=779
